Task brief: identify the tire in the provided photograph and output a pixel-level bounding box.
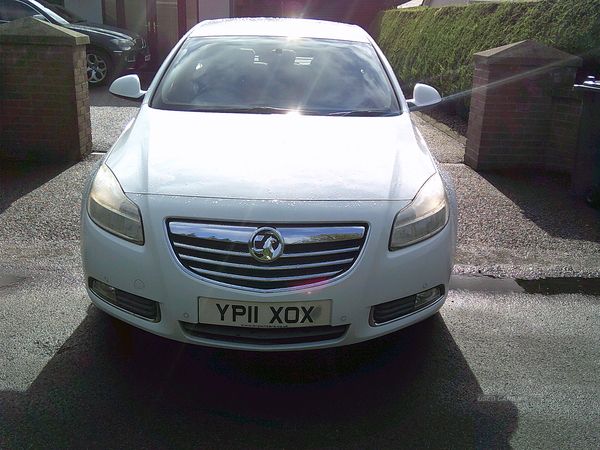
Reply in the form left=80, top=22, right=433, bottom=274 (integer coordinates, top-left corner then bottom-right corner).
left=87, top=48, right=112, bottom=86
left=584, top=185, right=600, bottom=208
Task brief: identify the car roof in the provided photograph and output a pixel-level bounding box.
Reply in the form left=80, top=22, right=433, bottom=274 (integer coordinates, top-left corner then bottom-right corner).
left=187, top=17, right=372, bottom=43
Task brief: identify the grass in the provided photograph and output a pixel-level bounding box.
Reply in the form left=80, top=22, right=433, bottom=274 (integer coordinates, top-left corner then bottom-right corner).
left=375, top=0, right=600, bottom=115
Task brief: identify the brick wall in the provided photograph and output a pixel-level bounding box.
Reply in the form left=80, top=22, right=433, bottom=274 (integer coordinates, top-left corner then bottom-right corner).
left=547, top=89, right=583, bottom=173
left=0, top=17, right=92, bottom=163
left=465, top=40, right=583, bottom=173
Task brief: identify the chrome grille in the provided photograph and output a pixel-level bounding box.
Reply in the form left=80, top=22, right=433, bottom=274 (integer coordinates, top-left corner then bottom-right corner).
left=167, top=221, right=368, bottom=291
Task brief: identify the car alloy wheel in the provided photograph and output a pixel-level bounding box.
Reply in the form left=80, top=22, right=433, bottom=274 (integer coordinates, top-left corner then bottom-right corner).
left=87, top=49, right=110, bottom=85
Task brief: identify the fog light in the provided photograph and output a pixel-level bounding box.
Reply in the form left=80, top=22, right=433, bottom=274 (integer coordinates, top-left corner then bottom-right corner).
left=415, top=286, right=443, bottom=309
left=89, top=278, right=160, bottom=322
left=370, top=285, right=445, bottom=326
left=91, top=279, right=118, bottom=304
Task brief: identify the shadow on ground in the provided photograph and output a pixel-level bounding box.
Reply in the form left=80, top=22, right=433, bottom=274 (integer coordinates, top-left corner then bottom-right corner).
left=480, top=168, right=600, bottom=241
left=0, top=160, right=76, bottom=214
left=1, top=307, right=517, bottom=449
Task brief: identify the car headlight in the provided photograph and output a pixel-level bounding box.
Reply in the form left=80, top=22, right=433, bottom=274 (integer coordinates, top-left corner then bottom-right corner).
left=111, top=38, right=135, bottom=51
left=390, top=172, right=449, bottom=250
left=87, top=164, right=144, bottom=245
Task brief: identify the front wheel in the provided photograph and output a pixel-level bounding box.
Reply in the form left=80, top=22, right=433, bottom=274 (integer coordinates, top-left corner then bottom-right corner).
left=584, top=185, right=600, bottom=208
left=87, top=48, right=112, bottom=86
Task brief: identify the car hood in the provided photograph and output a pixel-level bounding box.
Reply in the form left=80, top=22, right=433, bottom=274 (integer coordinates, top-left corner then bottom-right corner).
left=67, top=21, right=140, bottom=41
left=106, top=106, right=436, bottom=202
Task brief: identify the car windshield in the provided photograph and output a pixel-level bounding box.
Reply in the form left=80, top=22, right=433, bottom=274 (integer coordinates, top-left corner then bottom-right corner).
left=46, top=4, right=86, bottom=23
left=150, top=36, right=401, bottom=116
left=35, top=0, right=76, bottom=25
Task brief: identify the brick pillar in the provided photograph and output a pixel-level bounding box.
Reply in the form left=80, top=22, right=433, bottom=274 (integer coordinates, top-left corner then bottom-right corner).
left=547, top=88, right=583, bottom=173
left=0, top=17, right=92, bottom=163
left=465, top=40, right=582, bottom=171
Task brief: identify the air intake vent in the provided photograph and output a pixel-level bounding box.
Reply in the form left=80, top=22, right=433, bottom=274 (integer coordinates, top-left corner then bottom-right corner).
left=181, top=323, right=349, bottom=345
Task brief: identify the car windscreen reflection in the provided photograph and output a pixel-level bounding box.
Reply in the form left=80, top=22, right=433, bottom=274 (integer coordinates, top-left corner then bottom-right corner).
left=151, top=37, right=401, bottom=116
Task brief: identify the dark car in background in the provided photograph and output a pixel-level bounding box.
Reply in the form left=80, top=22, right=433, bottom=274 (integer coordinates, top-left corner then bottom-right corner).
left=0, top=0, right=150, bottom=85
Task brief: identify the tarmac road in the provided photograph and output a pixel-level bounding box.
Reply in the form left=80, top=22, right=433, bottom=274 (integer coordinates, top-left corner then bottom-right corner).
left=0, top=85, right=599, bottom=449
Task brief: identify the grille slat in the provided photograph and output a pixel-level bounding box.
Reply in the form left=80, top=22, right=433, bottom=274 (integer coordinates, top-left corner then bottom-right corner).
left=168, top=221, right=367, bottom=291
left=282, top=246, right=362, bottom=258
left=180, top=253, right=355, bottom=271
left=174, top=241, right=361, bottom=259
left=175, top=242, right=249, bottom=258
left=188, top=266, right=342, bottom=283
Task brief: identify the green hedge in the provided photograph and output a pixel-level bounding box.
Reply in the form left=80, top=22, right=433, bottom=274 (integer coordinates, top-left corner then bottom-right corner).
left=376, top=0, right=600, bottom=112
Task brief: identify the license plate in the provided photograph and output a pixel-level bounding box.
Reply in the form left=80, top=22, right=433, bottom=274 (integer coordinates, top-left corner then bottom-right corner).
left=198, top=298, right=332, bottom=328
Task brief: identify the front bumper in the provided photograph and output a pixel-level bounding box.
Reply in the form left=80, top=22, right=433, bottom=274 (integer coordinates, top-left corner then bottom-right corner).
left=115, top=46, right=151, bottom=71
left=82, top=195, right=456, bottom=351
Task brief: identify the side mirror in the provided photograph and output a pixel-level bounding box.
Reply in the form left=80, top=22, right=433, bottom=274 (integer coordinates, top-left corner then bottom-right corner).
left=109, top=74, right=147, bottom=100
left=407, top=83, right=441, bottom=111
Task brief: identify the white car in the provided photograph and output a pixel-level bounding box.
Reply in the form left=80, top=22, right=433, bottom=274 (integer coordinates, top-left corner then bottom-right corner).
left=82, top=17, right=457, bottom=351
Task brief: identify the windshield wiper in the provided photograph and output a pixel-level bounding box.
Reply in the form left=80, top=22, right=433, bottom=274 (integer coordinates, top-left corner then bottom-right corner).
left=327, top=109, right=394, bottom=117
left=243, top=107, right=294, bottom=114
left=186, top=105, right=397, bottom=116
left=188, top=106, right=292, bottom=114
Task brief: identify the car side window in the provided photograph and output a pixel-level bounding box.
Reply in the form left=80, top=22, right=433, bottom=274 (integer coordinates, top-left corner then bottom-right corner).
left=0, top=0, right=41, bottom=22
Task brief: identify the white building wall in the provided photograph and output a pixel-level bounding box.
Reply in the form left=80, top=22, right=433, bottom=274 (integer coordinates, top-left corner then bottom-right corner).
left=424, top=0, right=537, bottom=6
left=424, top=0, right=465, bottom=6
left=64, top=0, right=103, bottom=23
left=197, top=0, right=230, bottom=21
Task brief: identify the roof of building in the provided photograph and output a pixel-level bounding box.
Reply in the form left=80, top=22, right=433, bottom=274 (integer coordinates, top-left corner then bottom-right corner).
left=398, top=0, right=424, bottom=8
